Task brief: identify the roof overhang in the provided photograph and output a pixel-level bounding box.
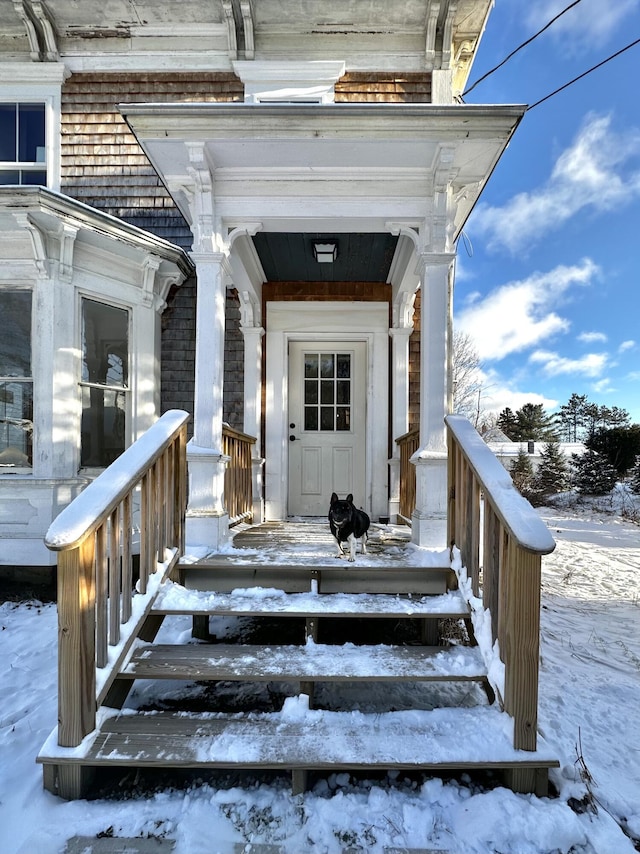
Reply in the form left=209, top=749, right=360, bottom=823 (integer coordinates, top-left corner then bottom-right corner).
left=122, top=102, right=526, bottom=243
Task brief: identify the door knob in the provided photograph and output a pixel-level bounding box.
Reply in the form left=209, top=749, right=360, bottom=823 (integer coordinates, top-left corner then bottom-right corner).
left=289, top=435, right=297, bottom=441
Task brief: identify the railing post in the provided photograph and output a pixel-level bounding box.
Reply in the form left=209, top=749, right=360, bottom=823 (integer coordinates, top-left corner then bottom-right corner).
left=503, top=548, right=541, bottom=752
left=57, top=538, right=96, bottom=747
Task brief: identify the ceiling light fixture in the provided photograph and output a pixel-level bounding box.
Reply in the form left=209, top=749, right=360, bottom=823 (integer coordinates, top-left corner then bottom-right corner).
left=312, top=241, right=338, bottom=263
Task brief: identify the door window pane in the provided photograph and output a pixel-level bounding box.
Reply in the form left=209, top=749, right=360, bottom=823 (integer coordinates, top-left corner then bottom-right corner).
left=304, top=354, right=318, bottom=378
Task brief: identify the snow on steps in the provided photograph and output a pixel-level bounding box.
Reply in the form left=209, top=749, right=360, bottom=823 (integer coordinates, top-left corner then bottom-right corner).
left=151, top=582, right=469, bottom=619
left=119, top=641, right=487, bottom=683
left=39, top=700, right=558, bottom=783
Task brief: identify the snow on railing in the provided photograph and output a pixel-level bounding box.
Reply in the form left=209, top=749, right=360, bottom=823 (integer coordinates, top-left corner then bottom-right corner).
left=445, top=415, right=555, bottom=791
left=45, top=409, right=189, bottom=749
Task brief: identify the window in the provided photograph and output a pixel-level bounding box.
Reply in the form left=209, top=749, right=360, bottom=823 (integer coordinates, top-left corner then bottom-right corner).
left=0, top=291, right=33, bottom=469
left=80, top=299, right=129, bottom=468
left=0, top=103, right=47, bottom=186
left=304, top=352, right=352, bottom=432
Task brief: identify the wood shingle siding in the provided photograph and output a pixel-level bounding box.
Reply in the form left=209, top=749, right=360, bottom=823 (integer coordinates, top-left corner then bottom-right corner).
left=60, top=72, right=243, bottom=251
left=335, top=72, right=432, bottom=103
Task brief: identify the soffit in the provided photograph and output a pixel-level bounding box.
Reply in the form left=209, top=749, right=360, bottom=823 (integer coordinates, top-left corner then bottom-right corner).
left=2, top=0, right=492, bottom=80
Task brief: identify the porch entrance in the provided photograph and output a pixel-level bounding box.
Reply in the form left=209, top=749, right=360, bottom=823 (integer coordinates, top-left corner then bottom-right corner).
left=287, top=341, right=366, bottom=516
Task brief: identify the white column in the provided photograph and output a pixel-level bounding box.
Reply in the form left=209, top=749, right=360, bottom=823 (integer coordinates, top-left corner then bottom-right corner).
left=241, top=322, right=265, bottom=523
left=412, top=254, right=454, bottom=547
left=186, top=251, right=230, bottom=550
left=388, top=325, right=412, bottom=522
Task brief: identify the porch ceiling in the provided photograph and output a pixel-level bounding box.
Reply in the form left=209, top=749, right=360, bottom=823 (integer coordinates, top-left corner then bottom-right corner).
left=253, top=232, right=397, bottom=283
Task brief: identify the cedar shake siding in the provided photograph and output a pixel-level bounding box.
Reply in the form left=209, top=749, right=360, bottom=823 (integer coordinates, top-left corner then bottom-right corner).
left=335, top=73, right=432, bottom=103
left=60, top=72, right=245, bottom=432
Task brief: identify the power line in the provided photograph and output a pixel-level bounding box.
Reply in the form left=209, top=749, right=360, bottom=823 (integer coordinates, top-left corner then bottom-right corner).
left=463, top=0, right=584, bottom=97
left=526, top=37, right=640, bottom=110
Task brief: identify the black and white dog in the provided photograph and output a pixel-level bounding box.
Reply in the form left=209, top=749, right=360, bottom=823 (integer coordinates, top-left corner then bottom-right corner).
left=328, top=492, right=370, bottom=562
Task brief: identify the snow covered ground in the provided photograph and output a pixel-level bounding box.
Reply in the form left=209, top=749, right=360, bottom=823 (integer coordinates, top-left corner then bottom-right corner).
left=1, top=493, right=639, bottom=854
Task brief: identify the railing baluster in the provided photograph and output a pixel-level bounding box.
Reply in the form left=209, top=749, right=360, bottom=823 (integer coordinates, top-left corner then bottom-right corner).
left=139, top=471, right=149, bottom=594
left=121, top=493, right=132, bottom=624
left=95, top=523, right=108, bottom=668
left=108, top=505, right=120, bottom=646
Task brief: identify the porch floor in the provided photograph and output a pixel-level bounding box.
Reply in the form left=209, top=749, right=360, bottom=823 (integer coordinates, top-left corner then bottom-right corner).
left=225, top=519, right=418, bottom=562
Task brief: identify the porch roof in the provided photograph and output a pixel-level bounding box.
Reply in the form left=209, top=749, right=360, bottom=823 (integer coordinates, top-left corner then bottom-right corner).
left=121, top=102, right=525, bottom=243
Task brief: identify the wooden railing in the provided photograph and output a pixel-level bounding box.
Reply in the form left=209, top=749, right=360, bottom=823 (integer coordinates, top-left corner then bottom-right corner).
left=445, top=415, right=555, bottom=784
left=44, top=410, right=189, bottom=751
left=396, top=427, right=419, bottom=523
left=222, top=424, right=256, bottom=526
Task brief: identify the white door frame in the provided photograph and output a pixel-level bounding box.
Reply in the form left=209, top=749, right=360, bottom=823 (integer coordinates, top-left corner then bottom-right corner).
left=264, top=301, right=389, bottom=522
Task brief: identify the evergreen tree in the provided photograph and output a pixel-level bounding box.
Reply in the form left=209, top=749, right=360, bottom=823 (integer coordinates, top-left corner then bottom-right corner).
left=586, top=424, right=640, bottom=476
left=497, top=407, right=518, bottom=440
left=510, top=448, right=535, bottom=498
left=558, top=393, right=589, bottom=441
left=571, top=450, right=618, bottom=496
left=532, top=441, right=569, bottom=501
left=629, top=457, right=640, bottom=494
left=515, top=403, right=559, bottom=441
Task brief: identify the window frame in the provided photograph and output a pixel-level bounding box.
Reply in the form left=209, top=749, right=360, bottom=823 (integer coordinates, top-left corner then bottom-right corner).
left=0, top=102, right=47, bottom=187
left=0, top=64, right=65, bottom=192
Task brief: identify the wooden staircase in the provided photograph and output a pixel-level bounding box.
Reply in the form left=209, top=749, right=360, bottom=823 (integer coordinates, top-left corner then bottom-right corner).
left=38, top=527, right=557, bottom=799
left=36, top=412, right=559, bottom=800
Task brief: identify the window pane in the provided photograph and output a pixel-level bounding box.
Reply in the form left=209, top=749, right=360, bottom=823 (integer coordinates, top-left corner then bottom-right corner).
left=81, top=386, right=126, bottom=467
left=82, top=300, right=129, bottom=387
left=18, top=104, right=45, bottom=162
left=0, top=291, right=31, bottom=376
left=336, top=380, right=350, bottom=405
left=0, top=381, right=33, bottom=467
left=0, top=171, right=20, bottom=185
left=0, top=105, right=17, bottom=161
left=304, top=406, right=318, bottom=431
left=320, top=354, right=334, bottom=378
left=336, top=407, right=350, bottom=431
left=320, top=380, right=334, bottom=404
left=304, top=379, right=318, bottom=405
left=304, top=354, right=318, bottom=378
left=320, top=407, right=334, bottom=430
left=21, top=170, right=47, bottom=185
left=336, top=354, right=351, bottom=378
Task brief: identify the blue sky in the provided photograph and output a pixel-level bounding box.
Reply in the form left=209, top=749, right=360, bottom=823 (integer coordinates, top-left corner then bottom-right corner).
left=456, top=0, right=640, bottom=424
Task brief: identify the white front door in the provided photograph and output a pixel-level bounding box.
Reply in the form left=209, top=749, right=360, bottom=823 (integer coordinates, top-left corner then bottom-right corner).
left=288, top=341, right=367, bottom=516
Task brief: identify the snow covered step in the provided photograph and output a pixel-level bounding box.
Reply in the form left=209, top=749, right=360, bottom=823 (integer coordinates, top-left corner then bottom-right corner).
left=152, top=583, right=470, bottom=619
left=119, top=642, right=487, bottom=684
left=39, top=704, right=559, bottom=787
left=178, top=560, right=453, bottom=596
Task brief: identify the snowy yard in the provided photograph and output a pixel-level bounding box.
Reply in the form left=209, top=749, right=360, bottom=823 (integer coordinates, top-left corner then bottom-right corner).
left=1, top=495, right=639, bottom=854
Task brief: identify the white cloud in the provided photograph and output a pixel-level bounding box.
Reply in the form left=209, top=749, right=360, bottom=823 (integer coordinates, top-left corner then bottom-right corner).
left=473, top=367, right=557, bottom=416
left=529, top=349, right=608, bottom=377
left=526, top=0, right=639, bottom=49
left=456, top=259, right=599, bottom=361
left=619, top=340, right=636, bottom=352
left=578, top=331, right=607, bottom=344
left=471, top=114, right=640, bottom=253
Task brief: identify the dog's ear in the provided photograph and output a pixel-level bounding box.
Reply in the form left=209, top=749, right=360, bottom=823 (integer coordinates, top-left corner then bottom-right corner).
left=346, top=493, right=353, bottom=503
left=330, top=492, right=338, bottom=504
